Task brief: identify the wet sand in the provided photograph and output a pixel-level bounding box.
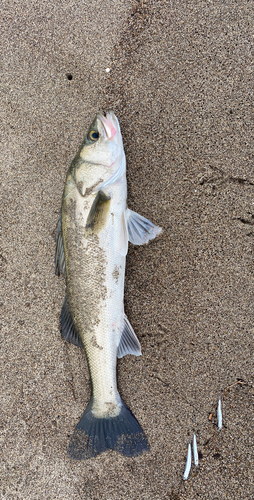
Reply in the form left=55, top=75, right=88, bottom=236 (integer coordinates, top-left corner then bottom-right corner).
left=1, top=1, right=254, bottom=498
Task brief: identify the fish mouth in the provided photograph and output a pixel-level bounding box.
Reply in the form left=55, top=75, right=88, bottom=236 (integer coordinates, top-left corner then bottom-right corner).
left=98, top=112, right=117, bottom=140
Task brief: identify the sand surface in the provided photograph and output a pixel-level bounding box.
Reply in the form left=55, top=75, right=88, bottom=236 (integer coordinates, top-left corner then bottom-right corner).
left=1, top=0, right=254, bottom=498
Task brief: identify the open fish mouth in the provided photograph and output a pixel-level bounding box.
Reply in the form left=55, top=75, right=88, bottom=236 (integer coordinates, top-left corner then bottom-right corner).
left=98, top=112, right=117, bottom=140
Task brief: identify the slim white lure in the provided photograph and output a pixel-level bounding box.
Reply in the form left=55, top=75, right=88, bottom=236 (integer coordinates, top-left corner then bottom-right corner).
left=217, top=397, right=222, bottom=430
left=183, top=442, right=192, bottom=480
left=193, top=433, right=199, bottom=466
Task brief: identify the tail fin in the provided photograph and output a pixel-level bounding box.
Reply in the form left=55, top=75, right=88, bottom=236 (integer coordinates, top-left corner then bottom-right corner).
left=67, top=398, right=149, bottom=460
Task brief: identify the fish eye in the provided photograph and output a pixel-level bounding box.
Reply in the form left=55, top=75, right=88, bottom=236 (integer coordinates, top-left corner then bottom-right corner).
left=88, top=130, right=99, bottom=142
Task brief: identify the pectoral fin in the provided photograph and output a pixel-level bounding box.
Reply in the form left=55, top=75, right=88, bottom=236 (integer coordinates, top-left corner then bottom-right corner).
left=125, top=208, right=162, bottom=245
left=60, top=296, right=83, bottom=348
left=117, top=313, right=141, bottom=358
left=55, top=214, right=66, bottom=277
left=86, top=190, right=111, bottom=235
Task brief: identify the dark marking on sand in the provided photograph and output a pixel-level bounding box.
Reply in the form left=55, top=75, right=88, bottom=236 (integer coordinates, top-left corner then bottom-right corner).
left=236, top=217, right=254, bottom=225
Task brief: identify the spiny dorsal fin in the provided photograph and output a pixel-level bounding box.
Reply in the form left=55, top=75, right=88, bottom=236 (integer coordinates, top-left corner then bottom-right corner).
left=60, top=296, right=83, bottom=348
left=117, top=313, right=141, bottom=359
left=85, top=190, right=111, bottom=235
left=55, top=214, right=66, bottom=277
left=125, top=208, right=162, bottom=245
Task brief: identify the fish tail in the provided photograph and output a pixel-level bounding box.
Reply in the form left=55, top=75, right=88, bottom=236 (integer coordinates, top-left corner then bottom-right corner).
left=67, top=398, right=149, bottom=460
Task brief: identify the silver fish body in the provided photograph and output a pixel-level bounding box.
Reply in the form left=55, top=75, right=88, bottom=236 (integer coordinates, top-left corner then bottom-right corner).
left=55, top=112, right=162, bottom=459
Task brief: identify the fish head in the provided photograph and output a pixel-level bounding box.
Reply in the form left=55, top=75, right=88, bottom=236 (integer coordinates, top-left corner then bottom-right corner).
left=80, top=111, right=124, bottom=170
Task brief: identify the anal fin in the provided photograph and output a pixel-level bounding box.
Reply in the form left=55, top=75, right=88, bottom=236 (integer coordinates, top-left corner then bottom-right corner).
left=117, top=314, right=141, bottom=359
left=60, top=296, right=83, bottom=348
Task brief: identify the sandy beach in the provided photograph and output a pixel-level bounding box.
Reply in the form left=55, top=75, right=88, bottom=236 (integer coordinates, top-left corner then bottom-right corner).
left=1, top=1, right=254, bottom=498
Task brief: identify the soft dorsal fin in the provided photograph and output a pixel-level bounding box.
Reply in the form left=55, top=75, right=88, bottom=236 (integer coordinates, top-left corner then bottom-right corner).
left=125, top=208, right=162, bottom=245
left=55, top=214, right=66, bottom=277
left=60, top=296, right=83, bottom=348
left=117, top=313, right=141, bottom=359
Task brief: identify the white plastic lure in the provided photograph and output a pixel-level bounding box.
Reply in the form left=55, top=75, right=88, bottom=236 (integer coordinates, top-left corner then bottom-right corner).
left=217, top=397, right=222, bottom=430
left=183, top=442, right=192, bottom=480
left=193, top=433, right=199, bottom=466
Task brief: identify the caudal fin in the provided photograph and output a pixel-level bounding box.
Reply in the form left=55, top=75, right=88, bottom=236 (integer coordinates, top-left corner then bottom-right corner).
left=67, top=398, right=149, bottom=460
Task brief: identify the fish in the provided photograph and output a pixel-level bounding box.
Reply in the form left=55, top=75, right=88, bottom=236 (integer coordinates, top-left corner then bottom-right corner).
left=55, top=111, right=162, bottom=459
